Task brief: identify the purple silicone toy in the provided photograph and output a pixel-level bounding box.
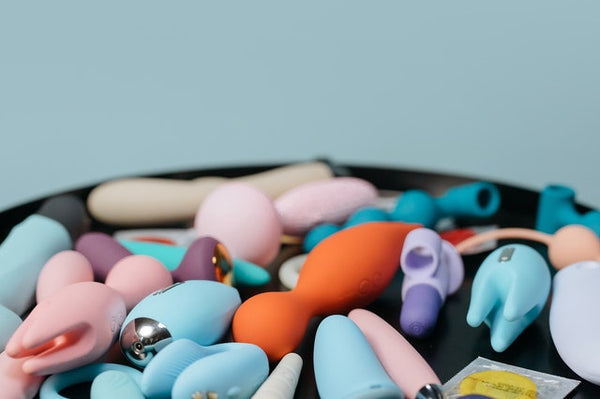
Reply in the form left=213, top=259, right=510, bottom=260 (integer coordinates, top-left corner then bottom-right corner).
left=172, top=236, right=230, bottom=282
left=399, top=228, right=464, bottom=338
left=75, top=232, right=133, bottom=281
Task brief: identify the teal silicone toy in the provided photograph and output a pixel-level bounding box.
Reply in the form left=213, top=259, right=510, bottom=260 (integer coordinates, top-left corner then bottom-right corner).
left=466, top=244, right=551, bottom=352
left=0, top=305, right=22, bottom=352
left=0, top=214, right=72, bottom=316
left=390, top=181, right=500, bottom=227
left=171, top=342, right=269, bottom=399
left=141, top=339, right=233, bottom=398
left=39, top=363, right=142, bottom=399
left=303, top=182, right=499, bottom=252
left=313, top=315, right=404, bottom=399
left=119, top=239, right=270, bottom=286
left=120, top=280, right=241, bottom=367
left=91, top=370, right=145, bottom=399
left=535, top=184, right=600, bottom=235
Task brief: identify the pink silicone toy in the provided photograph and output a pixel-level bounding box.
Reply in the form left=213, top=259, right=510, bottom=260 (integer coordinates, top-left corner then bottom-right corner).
left=5, top=281, right=126, bottom=376
left=75, top=232, right=133, bottom=281
left=273, top=177, right=378, bottom=235
left=36, top=250, right=94, bottom=303
left=194, top=182, right=283, bottom=267
left=104, top=255, right=174, bottom=311
left=0, top=351, right=45, bottom=399
left=348, top=308, right=441, bottom=399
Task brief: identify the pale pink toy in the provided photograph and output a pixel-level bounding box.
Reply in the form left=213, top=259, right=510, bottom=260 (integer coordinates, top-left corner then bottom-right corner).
left=194, top=182, right=283, bottom=267
left=104, top=255, right=174, bottom=311
left=348, top=308, right=441, bottom=399
left=273, top=177, right=378, bottom=235
left=0, top=351, right=45, bottom=399
left=5, top=281, right=126, bottom=375
left=36, top=250, right=94, bottom=303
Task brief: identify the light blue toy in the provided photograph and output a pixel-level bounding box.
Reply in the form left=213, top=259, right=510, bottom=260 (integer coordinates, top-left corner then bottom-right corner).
left=119, top=239, right=270, bottom=286
left=0, top=306, right=22, bottom=352
left=119, top=280, right=241, bottom=368
left=171, top=341, right=269, bottom=399
left=39, top=363, right=142, bottom=399
left=144, top=339, right=269, bottom=399
left=466, top=244, right=551, bottom=352
left=91, top=370, right=145, bottom=399
left=313, top=314, right=404, bottom=399
left=0, top=214, right=71, bottom=317
left=536, top=184, right=600, bottom=235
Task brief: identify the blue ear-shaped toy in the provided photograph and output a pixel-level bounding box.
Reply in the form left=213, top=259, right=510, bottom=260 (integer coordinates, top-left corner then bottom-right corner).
left=466, top=244, right=551, bottom=352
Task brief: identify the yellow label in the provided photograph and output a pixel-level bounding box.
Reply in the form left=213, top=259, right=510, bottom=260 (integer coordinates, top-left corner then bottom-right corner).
left=459, top=370, right=537, bottom=399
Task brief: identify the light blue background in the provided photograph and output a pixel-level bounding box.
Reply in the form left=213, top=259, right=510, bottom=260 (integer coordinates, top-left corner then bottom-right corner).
left=1, top=1, right=599, bottom=212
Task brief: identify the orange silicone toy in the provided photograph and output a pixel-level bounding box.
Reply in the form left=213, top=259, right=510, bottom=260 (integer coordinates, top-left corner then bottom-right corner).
left=232, top=221, right=419, bottom=361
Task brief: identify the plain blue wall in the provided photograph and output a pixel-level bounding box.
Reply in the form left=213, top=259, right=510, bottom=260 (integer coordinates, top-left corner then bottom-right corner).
left=1, top=1, right=599, bottom=212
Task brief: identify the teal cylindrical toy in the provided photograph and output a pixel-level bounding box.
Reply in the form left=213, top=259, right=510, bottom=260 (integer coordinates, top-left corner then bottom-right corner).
left=391, top=182, right=500, bottom=228
left=535, top=184, right=600, bottom=235
left=313, top=315, right=404, bottom=399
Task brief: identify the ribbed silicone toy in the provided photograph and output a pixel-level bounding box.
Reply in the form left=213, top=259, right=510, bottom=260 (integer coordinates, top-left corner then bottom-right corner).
left=232, top=221, right=418, bottom=361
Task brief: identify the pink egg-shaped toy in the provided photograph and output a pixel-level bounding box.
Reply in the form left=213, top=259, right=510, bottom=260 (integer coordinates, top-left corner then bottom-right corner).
left=105, top=255, right=173, bottom=311
left=36, top=250, right=94, bottom=303
left=274, top=177, right=378, bottom=235
left=194, top=182, right=282, bottom=267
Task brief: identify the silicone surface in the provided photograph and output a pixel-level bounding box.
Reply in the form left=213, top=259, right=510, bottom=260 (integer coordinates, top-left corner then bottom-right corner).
left=313, top=314, right=404, bottom=399
left=104, top=255, right=174, bottom=311
left=273, top=177, right=378, bottom=235
left=0, top=351, right=45, bottom=399
left=348, top=308, right=440, bottom=399
left=0, top=305, right=22, bottom=352
left=399, top=228, right=464, bottom=337
left=0, top=214, right=72, bottom=316
left=391, top=181, right=500, bottom=228
left=6, top=281, right=127, bottom=375
left=120, top=280, right=241, bottom=367
left=120, top=239, right=271, bottom=286
left=90, top=370, right=145, bottom=399
left=87, top=161, right=334, bottom=225
left=36, top=250, right=94, bottom=303
left=536, top=184, right=600, bottom=235
left=75, top=232, right=132, bottom=281
left=252, top=352, right=303, bottom=399
left=194, top=181, right=283, bottom=267
left=39, top=363, right=142, bottom=399
left=141, top=339, right=233, bottom=398
left=550, top=261, right=600, bottom=385
left=232, top=221, right=418, bottom=361
left=171, top=342, right=269, bottom=399
left=466, top=244, right=551, bottom=352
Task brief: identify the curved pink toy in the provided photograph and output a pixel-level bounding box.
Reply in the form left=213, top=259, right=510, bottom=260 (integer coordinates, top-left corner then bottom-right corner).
left=194, top=182, right=283, bottom=267
left=36, top=250, right=94, bottom=303
left=5, top=281, right=126, bottom=376
left=274, top=177, right=378, bottom=235
left=348, top=308, right=441, bottom=399
left=0, top=351, right=45, bottom=399
left=104, top=255, right=174, bottom=311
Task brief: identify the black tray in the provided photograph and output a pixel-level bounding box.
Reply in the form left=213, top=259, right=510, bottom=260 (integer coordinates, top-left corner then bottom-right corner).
left=1, top=162, right=595, bottom=398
